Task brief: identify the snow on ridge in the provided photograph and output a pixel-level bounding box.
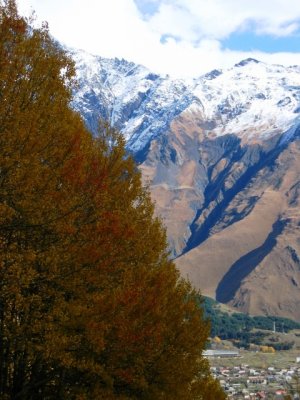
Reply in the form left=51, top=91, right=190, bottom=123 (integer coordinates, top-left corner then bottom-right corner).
left=71, top=48, right=300, bottom=151
left=279, top=117, right=300, bottom=145
left=190, top=57, right=300, bottom=141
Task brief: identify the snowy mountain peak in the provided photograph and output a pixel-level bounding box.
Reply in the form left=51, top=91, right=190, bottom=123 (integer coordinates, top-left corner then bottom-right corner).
left=202, top=69, right=223, bottom=81
left=234, top=58, right=260, bottom=67
left=72, top=49, right=300, bottom=152
left=70, top=50, right=300, bottom=319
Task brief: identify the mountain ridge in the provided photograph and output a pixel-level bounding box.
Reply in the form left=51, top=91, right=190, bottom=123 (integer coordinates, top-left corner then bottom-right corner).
left=72, top=49, right=300, bottom=147
left=71, top=49, right=300, bottom=320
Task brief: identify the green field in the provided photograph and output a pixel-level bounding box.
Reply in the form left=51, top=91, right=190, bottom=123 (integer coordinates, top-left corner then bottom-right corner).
left=208, top=328, right=300, bottom=369
left=210, top=348, right=300, bottom=369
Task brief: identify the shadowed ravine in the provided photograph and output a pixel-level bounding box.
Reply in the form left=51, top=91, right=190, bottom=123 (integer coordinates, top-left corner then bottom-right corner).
left=181, top=140, right=286, bottom=257
left=215, top=219, right=287, bottom=304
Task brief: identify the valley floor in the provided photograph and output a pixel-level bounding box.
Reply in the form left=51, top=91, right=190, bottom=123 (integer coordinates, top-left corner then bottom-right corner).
left=209, top=349, right=300, bottom=399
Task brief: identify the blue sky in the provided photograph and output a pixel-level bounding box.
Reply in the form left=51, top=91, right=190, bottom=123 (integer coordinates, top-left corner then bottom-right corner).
left=134, top=0, right=161, bottom=16
left=17, top=0, right=300, bottom=77
left=224, top=32, right=300, bottom=53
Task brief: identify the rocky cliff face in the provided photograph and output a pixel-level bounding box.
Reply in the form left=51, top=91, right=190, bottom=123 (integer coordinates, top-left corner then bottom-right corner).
left=72, top=50, right=300, bottom=320
left=173, top=118, right=300, bottom=320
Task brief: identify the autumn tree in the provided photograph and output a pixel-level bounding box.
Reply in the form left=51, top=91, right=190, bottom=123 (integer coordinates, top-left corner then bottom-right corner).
left=0, top=1, right=226, bottom=399
left=0, top=1, right=97, bottom=396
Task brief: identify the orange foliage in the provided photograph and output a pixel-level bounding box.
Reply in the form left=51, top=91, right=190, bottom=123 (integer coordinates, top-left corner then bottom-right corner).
left=0, top=2, right=226, bottom=399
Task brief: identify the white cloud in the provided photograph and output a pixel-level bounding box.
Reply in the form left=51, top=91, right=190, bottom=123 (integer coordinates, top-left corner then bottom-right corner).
left=16, top=0, right=300, bottom=77
left=146, top=4, right=200, bottom=42
left=153, top=0, right=300, bottom=39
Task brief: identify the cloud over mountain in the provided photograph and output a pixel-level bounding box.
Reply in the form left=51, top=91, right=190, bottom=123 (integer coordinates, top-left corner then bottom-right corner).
left=18, top=0, right=300, bottom=77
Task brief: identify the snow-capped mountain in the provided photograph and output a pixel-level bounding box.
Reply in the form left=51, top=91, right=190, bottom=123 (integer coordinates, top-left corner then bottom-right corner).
left=72, top=49, right=300, bottom=321
left=72, top=51, right=300, bottom=152
left=72, top=49, right=194, bottom=153
left=192, top=59, right=300, bottom=144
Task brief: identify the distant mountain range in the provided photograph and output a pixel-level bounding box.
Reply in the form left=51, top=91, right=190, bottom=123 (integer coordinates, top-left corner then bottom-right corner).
left=71, top=49, right=300, bottom=321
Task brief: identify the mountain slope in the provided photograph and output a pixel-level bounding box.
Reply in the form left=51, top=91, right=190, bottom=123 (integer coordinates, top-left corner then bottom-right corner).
left=72, top=49, right=194, bottom=153
left=72, top=50, right=300, bottom=320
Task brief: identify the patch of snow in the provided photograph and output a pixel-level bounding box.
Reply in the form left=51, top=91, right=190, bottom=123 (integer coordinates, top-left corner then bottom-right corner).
left=71, top=48, right=300, bottom=152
